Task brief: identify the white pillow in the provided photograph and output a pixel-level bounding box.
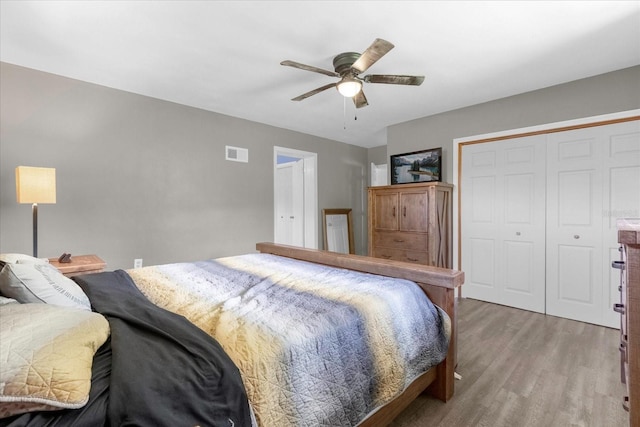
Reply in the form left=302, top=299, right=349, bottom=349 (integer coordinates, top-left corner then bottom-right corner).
left=0, top=303, right=110, bottom=418
left=0, top=253, right=48, bottom=265
left=0, top=263, right=90, bottom=311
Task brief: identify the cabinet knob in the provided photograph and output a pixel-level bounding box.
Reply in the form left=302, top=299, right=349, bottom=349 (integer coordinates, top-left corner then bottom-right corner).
left=573, top=235, right=580, bottom=239
left=516, top=232, right=521, bottom=236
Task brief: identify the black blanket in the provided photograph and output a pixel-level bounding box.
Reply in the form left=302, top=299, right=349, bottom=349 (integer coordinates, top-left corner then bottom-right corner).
left=1, top=270, right=252, bottom=427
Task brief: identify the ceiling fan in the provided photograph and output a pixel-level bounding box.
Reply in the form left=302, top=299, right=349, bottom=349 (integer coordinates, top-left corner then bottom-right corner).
left=281, top=38, right=424, bottom=109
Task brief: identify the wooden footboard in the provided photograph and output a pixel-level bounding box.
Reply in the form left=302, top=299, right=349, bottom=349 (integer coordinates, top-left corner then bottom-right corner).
left=255, top=243, right=464, bottom=424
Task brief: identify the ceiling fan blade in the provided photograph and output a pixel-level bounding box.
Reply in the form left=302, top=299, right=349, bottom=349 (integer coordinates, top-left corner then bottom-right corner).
left=281, top=60, right=339, bottom=77
left=364, top=74, right=425, bottom=86
left=353, top=90, right=368, bottom=109
left=291, top=83, right=337, bottom=101
left=351, top=38, right=395, bottom=74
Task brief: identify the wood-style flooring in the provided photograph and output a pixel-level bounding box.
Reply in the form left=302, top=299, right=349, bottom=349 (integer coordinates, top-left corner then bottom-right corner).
left=390, top=298, right=629, bottom=427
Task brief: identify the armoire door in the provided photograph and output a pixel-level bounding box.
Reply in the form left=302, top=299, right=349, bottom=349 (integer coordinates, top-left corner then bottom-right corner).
left=373, top=192, right=399, bottom=231
left=461, top=135, right=547, bottom=313
left=400, top=191, right=428, bottom=232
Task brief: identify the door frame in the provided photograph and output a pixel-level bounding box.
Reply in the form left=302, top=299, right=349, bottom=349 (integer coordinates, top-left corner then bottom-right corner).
left=453, top=109, right=640, bottom=273
left=273, top=146, right=318, bottom=249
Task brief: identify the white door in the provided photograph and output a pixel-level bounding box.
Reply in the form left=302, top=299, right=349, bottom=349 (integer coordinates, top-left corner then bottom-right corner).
left=274, top=147, right=318, bottom=249
left=274, top=159, right=304, bottom=246
left=371, top=163, right=388, bottom=186
left=546, top=120, right=639, bottom=328
left=461, top=135, right=547, bottom=313
left=546, top=127, right=604, bottom=325
left=602, top=121, right=640, bottom=327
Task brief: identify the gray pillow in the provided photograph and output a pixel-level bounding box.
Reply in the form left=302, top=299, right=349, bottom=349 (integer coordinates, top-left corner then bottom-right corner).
left=0, top=253, right=48, bottom=265
left=0, top=263, right=90, bottom=311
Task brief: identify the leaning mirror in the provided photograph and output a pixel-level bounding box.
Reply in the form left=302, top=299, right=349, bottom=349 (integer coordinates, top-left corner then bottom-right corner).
left=322, top=208, right=354, bottom=254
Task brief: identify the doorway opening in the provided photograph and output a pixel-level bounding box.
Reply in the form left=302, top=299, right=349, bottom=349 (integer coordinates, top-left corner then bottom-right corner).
left=274, top=146, right=318, bottom=249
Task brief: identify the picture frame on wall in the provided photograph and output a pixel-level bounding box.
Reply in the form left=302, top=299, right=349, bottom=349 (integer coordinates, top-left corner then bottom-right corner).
left=390, top=148, right=442, bottom=184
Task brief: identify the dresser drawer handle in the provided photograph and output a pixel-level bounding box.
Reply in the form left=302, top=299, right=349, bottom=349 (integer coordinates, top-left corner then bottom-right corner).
left=380, top=255, right=392, bottom=259
left=612, top=260, right=625, bottom=270
left=393, top=239, right=405, bottom=243
left=613, top=303, right=625, bottom=314
left=406, top=257, right=419, bottom=262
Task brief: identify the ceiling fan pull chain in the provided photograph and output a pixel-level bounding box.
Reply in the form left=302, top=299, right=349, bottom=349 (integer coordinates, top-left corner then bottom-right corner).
left=343, top=97, right=347, bottom=130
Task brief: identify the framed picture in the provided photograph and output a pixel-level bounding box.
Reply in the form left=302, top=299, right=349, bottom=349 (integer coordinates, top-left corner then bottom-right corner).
left=391, top=148, right=442, bottom=184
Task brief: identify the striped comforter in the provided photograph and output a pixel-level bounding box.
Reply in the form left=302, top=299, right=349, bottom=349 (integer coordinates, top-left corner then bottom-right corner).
left=127, top=253, right=450, bottom=426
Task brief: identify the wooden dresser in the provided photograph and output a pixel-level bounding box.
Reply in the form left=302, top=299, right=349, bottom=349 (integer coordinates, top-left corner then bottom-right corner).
left=368, top=182, right=452, bottom=268
left=616, top=223, right=639, bottom=427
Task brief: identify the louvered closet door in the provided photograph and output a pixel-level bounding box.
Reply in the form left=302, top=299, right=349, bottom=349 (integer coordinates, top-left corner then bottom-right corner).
left=461, top=135, right=546, bottom=313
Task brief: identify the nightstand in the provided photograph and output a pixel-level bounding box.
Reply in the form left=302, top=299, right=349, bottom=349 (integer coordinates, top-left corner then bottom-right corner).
left=48, top=254, right=106, bottom=277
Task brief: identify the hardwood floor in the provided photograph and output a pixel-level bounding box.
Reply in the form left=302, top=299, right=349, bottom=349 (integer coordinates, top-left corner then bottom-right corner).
left=390, top=298, right=629, bottom=427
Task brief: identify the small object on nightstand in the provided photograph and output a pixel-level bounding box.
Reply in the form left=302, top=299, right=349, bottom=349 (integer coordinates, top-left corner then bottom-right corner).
left=58, top=253, right=72, bottom=263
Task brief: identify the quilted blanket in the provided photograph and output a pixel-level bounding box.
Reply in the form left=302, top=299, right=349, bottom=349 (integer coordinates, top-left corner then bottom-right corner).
left=127, top=253, right=450, bottom=427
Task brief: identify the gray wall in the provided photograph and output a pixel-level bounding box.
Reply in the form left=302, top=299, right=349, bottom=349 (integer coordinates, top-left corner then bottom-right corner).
left=0, top=63, right=369, bottom=269
left=386, top=66, right=640, bottom=184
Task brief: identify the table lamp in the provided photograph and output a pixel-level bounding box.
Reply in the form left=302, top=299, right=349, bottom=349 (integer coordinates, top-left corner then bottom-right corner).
left=16, top=166, right=56, bottom=258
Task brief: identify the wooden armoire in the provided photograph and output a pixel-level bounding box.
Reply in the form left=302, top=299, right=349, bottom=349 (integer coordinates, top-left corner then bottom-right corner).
left=367, top=182, right=453, bottom=268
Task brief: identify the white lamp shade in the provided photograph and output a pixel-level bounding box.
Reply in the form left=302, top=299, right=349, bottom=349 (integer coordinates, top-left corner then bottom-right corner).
left=16, top=166, right=56, bottom=204
left=337, top=78, right=363, bottom=98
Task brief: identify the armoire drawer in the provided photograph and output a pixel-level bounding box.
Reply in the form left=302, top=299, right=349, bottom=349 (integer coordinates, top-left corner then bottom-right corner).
left=373, top=247, right=429, bottom=264
left=373, top=231, right=427, bottom=251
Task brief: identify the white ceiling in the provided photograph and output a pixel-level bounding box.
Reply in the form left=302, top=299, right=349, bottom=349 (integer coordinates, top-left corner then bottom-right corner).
left=1, top=1, right=639, bottom=148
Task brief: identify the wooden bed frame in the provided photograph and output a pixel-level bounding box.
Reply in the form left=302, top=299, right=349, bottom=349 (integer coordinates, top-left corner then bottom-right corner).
left=256, top=242, right=465, bottom=426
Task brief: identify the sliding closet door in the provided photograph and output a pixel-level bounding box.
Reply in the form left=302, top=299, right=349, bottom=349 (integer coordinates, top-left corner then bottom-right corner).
left=461, top=135, right=546, bottom=313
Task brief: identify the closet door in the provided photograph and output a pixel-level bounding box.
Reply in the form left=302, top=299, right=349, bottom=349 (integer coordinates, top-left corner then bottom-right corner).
left=546, top=127, right=604, bottom=325
left=603, top=121, right=640, bottom=327
left=547, top=121, right=640, bottom=328
left=461, top=135, right=546, bottom=313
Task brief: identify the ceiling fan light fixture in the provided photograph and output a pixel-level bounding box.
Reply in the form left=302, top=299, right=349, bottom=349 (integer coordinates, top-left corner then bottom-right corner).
left=336, top=77, right=362, bottom=98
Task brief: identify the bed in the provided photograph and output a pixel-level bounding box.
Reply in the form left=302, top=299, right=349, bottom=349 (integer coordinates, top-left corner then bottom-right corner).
left=0, top=243, right=464, bottom=426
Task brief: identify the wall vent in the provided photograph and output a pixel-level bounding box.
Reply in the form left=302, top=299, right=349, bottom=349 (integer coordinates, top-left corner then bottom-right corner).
left=225, top=145, right=248, bottom=163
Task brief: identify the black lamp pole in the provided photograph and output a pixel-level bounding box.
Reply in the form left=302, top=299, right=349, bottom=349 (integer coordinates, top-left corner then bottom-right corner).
left=32, top=203, right=38, bottom=258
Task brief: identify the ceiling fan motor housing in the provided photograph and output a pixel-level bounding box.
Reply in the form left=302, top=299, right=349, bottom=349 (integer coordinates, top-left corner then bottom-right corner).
left=333, top=52, right=361, bottom=75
